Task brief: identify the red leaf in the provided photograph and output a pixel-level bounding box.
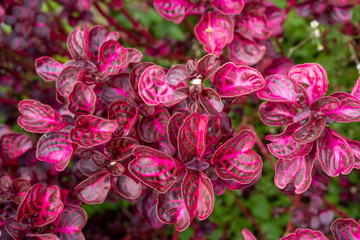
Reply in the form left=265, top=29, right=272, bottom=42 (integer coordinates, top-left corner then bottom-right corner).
left=75, top=171, right=111, bottom=204
left=138, top=107, right=170, bottom=143
left=68, top=82, right=96, bottom=115
left=35, top=57, right=65, bottom=82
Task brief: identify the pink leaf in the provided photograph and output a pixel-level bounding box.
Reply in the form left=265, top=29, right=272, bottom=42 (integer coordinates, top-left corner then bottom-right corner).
left=97, top=40, right=128, bottom=79
left=36, top=132, right=74, bottom=171
left=194, top=12, right=234, bottom=55
left=112, top=174, right=142, bottom=200
left=242, top=228, right=257, bottom=240
left=211, top=0, right=245, bottom=15
left=11, top=178, right=31, bottom=204
left=351, top=76, right=360, bottom=99
left=182, top=170, right=214, bottom=220
left=168, top=112, right=188, bottom=148
left=211, top=62, right=265, bottom=98
left=56, top=66, right=86, bottom=97
left=137, top=190, right=164, bottom=229
left=329, top=92, right=360, bottom=123
left=167, top=64, right=189, bottom=86
left=157, top=178, right=191, bottom=232
left=89, top=25, right=119, bottom=62
left=275, top=155, right=315, bottom=194
left=153, top=0, right=192, bottom=23
left=68, top=82, right=96, bottom=115
left=108, top=100, right=139, bottom=136
left=178, top=113, right=208, bottom=162
left=266, top=124, right=313, bottom=159
left=75, top=171, right=111, bottom=204
left=317, top=128, right=354, bottom=177
left=257, top=74, right=309, bottom=107
left=35, top=57, right=65, bottom=82
left=67, top=27, right=87, bottom=60
left=130, top=146, right=180, bottom=193
left=330, top=218, right=360, bottom=240
left=234, top=13, right=271, bottom=41
left=49, top=206, right=87, bottom=240
left=0, top=133, right=33, bottom=163
left=198, top=88, right=224, bottom=116
left=126, top=48, right=143, bottom=64
left=18, top=184, right=64, bottom=227
left=281, top=228, right=328, bottom=240
left=196, top=54, right=221, bottom=80
left=138, top=107, right=170, bottom=143
left=292, top=117, right=326, bottom=144
left=259, top=102, right=297, bottom=126
left=139, top=65, right=189, bottom=106
left=18, top=100, right=66, bottom=133
left=101, top=73, right=133, bottom=105
left=69, top=115, right=118, bottom=148
left=228, top=36, right=266, bottom=66
left=212, top=129, right=262, bottom=184
left=345, top=138, right=360, bottom=169
left=287, top=63, right=328, bottom=103
left=104, top=137, right=139, bottom=161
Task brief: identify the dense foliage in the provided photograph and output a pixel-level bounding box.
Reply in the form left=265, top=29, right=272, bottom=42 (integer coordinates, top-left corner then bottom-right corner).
left=1, top=0, right=360, bottom=239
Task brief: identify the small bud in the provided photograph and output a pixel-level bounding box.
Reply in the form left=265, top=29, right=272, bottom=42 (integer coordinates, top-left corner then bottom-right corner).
left=190, top=78, right=202, bottom=85
left=313, top=29, right=321, bottom=38
left=317, top=43, right=324, bottom=51
left=310, top=20, right=319, bottom=29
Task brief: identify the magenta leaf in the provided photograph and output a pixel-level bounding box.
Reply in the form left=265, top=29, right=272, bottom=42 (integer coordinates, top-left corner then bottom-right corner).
left=28, top=233, right=60, bottom=240
left=153, top=0, right=191, bottom=23
left=36, top=132, right=74, bottom=172
left=345, top=138, right=360, bottom=169
left=178, top=113, right=208, bottom=162
left=11, top=178, right=31, bottom=204
left=101, top=73, right=133, bottom=105
left=18, top=183, right=64, bottom=227
left=287, top=63, right=328, bottom=103
left=126, top=48, right=143, bottom=64
left=35, top=57, right=65, bottom=82
left=108, top=100, right=139, bottom=136
left=196, top=54, right=221, bottom=80
left=228, top=36, right=266, bottom=66
left=266, top=124, right=313, bottom=159
left=69, top=115, right=118, bottom=148
left=105, top=137, right=139, bottom=161
left=211, top=62, right=265, bottom=98
left=198, top=88, right=223, bottom=116
left=182, top=170, right=214, bottom=220
left=242, top=228, right=257, bottom=240
left=4, top=218, right=29, bottom=240
left=78, top=150, right=103, bottom=176
left=137, top=190, right=164, bottom=229
left=89, top=25, right=119, bottom=61
left=259, top=102, right=297, bottom=126
left=112, top=174, right=142, bottom=200
left=351, top=76, right=360, bottom=99
left=130, top=62, right=155, bottom=95
left=317, top=128, right=354, bottom=177
left=275, top=155, right=315, bottom=194
left=194, top=12, right=234, bottom=55
left=329, top=92, right=360, bottom=123
left=97, top=40, right=128, bottom=79
left=56, top=66, right=86, bottom=97
left=281, top=228, right=328, bottom=240
left=212, top=129, right=262, bottom=184
left=0, top=176, right=12, bottom=202
left=0, top=133, right=33, bottom=163
left=75, top=171, right=110, bottom=204
left=168, top=112, right=188, bottom=148
left=139, top=65, right=189, bottom=106
left=49, top=206, right=87, bottom=240
left=167, top=64, right=189, bottom=86
left=257, top=74, right=309, bottom=107
left=330, top=218, right=360, bottom=240
left=68, top=82, right=96, bottom=115
left=157, top=178, right=191, bottom=232
left=67, top=26, right=87, bottom=60
left=18, top=100, right=66, bottom=133
left=138, top=107, right=170, bottom=143
left=211, top=0, right=244, bottom=15
left=0, top=124, right=11, bottom=138
left=234, top=13, right=271, bottom=41
left=292, top=117, right=326, bottom=144
left=130, top=146, right=180, bottom=193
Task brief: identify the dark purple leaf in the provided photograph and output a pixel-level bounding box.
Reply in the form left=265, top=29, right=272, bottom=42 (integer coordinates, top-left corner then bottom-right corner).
left=89, top=25, right=119, bottom=61
left=287, top=63, right=328, bottom=103
left=178, top=113, right=208, bottom=162
left=18, top=100, right=66, bottom=133
left=329, top=92, right=360, bottom=123
left=18, top=184, right=63, bottom=227
left=0, top=133, right=33, bottom=163
left=36, top=132, right=74, bottom=172
left=167, top=64, right=189, bottom=86
left=108, top=100, right=139, bottom=136
left=11, top=178, right=31, bottom=204
left=259, top=102, right=297, bottom=126
left=130, top=146, right=180, bottom=193
left=199, top=88, right=224, bottom=116
left=330, top=218, right=360, bottom=240
left=194, top=12, right=234, bottom=55
left=212, top=129, right=262, bottom=184
left=211, top=62, right=265, bottom=98
left=3, top=218, right=29, bottom=240
left=78, top=150, right=103, bottom=176
left=68, top=82, right=96, bottom=115
left=281, top=228, right=328, bottom=240
left=317, top=128, right=354, bottom=177
left=196, top=54, right=221, bottom=79
left=137, top=190, right=164, bottom=229
left=67, top=27, right=87, bottom=60
left=182, top=170, right=214, bottom=220
left=266, top=124, right=313, bottom=159
left=168, top=112, right=188, bottom=148
left=35, top=57, right=65, bottom=82
left=75, top=171, right=110, bottom=204
left=228, top=36, right=266, bottom=66
left=97, top=40, right=128, bottom=79
left=112, top=174, right=142, bottom=200
left=56, top=66, right=86, bottom=97
left=69, top=115, right=118, bottom=148
left=157, top=178, right=191, bottom=232
left=105, top=137, right=139, bottom=161
left=138, top=107, right=170, bottom=143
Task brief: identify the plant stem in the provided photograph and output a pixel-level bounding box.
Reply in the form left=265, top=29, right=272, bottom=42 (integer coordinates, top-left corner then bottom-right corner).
left=287, top=35, right=312, bottom=57
left=323, top=198, right=351, bottom=219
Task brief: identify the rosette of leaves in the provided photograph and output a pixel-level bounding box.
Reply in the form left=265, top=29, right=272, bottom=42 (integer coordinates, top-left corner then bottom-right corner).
left=258, top=63, right=360, bottom=194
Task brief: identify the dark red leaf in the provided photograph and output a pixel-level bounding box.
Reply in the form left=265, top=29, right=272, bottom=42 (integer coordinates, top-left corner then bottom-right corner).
left=75, top=171, right=111, bottom=204
left=108, top=100, right=139, bottom=136
left=35, top=57, right=65, bottom=82
left=259, top=102, right=297, bottom=126
left=167, top=112, right=188, bottom=148
left=199, top=88, right=224, bottom=116
left=0, top=133, right=33, bottom=163
left=68, top=82, right=96, bottom=115
left=138, top=107, right=170, bottom=143
left=104, top=137, right=139, bottom=161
